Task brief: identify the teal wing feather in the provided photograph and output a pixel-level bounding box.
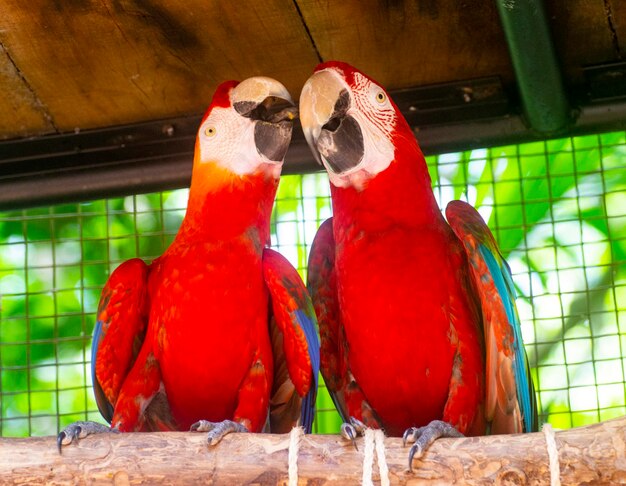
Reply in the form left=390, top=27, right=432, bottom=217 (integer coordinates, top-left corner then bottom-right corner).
left=306, top=218, right=350, bottom=424
left=262, top=249, right=320, bottom=433
left=446, top=201, right=537, bottom=433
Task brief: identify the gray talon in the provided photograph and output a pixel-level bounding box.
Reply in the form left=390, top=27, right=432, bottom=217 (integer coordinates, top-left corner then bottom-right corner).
left=402, top=426, right=419, bottom=447
left=348, top=416, right=366, bottom=435
left=408, top=442, right=423, bottom=470
left=56, top=421, right=112, bottom=454
left=405, top=420, right=464, bottom=472
left=191, top=420, right=248, bottom=446
left=57, top=432, right=64, bottom=453
left=340, top=423, right=358, bottom=450
left=190, top=420, right=215, bottom=433
left=340, top=416, right=368, bottom=450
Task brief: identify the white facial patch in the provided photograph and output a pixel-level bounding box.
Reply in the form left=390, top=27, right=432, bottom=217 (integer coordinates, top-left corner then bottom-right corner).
left=325, top=72, right=396, bottom=190
left=198, top=106, right=282, bottom=177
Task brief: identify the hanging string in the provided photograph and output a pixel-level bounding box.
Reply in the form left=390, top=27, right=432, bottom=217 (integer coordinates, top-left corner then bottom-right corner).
left=288, top=426, right=303, bottom=486
left=361, top=428, right=390, bottom=486
left=374, top=429, right=390, bottom=486
left=542, top=423, right=561, bottom=486
left=362, top=428, right=376, bottom=486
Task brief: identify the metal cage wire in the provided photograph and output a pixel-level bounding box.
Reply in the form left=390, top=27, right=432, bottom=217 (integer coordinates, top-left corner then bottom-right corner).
left=0, top=131, right=625, bottom=436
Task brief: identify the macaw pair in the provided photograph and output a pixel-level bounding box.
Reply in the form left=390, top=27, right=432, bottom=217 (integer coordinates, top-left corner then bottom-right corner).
left=59, top=63, right=536, bottom=469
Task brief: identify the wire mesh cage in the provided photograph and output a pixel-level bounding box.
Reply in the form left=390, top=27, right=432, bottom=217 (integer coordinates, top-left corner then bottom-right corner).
left=0, top=131, right=625, bottom=437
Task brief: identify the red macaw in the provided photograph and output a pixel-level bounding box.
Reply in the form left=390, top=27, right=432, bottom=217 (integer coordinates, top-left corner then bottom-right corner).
left=299, top=61, right=536, bottom=468
left=58, top=77, right=319, bottom=450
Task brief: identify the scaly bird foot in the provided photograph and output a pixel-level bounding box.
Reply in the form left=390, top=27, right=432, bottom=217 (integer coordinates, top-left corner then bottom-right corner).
left=340, top=416, right=367, bottom=450
left=403, top=420, right=464, bottom=472
left=190, top=419, right=249, bottom=446
left=56, top=421, right=116, bottom=454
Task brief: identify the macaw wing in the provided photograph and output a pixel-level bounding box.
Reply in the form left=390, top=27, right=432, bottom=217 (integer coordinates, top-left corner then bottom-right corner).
left=263, top=248, right=320, bottom=433
left=446, top=201, right=537, bottom=433
left=306, top=218, right=350, bottom=424
left=91, top=258, right=150, bottom=423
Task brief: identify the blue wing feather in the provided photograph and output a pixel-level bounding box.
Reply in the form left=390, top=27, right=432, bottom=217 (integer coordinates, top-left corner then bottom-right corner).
left=447, top=200, right=537, bottom=433
left=295, top=309, right=321, bottom=432
left=91, top=319, right=114, bottom=423
left=480, top=246, right=536, bottom=432
left=262, top=249, right=320, bottom=433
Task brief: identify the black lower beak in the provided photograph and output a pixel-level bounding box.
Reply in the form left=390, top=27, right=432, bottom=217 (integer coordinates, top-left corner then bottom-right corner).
left=317, top=114, right=364, bottom=173
left=255, top=119, right=293, bottom=162
left=235, top=97, right=298, bottom=123
left=235, top=96, right=297, bottom=162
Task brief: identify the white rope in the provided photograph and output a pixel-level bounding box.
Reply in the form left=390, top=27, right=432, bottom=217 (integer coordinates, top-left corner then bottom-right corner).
left=374, top=429, right=390, bottom=486
left=542, top=423, right=561, bottom=486
left=361, top=428, right=390, bottom=486
left=288, top=426, right=303, bottom=486
left=362, top=428, right=376, bottom=486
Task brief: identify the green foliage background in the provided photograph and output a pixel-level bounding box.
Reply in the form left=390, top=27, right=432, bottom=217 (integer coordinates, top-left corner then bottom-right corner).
left=0, top=132, right=624, bottom=436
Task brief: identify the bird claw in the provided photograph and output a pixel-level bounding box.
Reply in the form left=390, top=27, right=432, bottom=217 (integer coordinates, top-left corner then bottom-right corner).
left=190, top=420, right=215, bottom=433
left=190, top=419, right=248, bottom=446
left=340, top=423, right=358, bottom=449
left=340, top=417, right=367, bottom=450
left=56, top=421, right=114, bottom=454
left=402, top=426, right=422, bottom=447
left=408, top=441, right=423, bottom=468
left=403, top=420, right=463, bottom=472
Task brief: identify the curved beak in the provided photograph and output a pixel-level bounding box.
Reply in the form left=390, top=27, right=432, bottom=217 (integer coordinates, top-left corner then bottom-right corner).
left=232, top=77, right=298, bottom=162
left=299, top=70, right=364, bottom=173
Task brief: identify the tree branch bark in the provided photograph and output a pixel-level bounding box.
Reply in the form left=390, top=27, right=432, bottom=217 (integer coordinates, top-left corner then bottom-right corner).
left=1, top=416, right=624, bottom=485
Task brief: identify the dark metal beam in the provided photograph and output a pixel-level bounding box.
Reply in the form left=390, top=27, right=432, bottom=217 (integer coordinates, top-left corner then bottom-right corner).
left=495, top=0, right=571, bottom=134
left=1, top=74, right=625, bottom=211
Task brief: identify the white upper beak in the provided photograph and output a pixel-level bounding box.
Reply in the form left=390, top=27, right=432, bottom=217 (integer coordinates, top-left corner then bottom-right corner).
left=299, top=69, right=347, bottom=165
left=231, top=76, right=294, bottom=107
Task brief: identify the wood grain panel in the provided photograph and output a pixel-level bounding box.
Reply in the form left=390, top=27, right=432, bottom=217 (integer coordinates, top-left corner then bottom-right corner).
left=0, top=0, right=319, bottom=136
left=0, top=43, right=55, bottom=139
left=546, top=0, right=624, bottom=85
left=295, top=0, right=514, bottom=91
left=608, top=0, right=626, bottom=56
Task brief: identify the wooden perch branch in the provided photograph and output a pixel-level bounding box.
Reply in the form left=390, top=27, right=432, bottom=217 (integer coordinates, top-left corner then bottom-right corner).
left=1, top=417, right=625, bottom=485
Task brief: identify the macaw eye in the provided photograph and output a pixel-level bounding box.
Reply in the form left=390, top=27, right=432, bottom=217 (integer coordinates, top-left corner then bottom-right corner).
left=375, top=91, right=386, bottom=104
left=204, top=126, right=217, bottom=137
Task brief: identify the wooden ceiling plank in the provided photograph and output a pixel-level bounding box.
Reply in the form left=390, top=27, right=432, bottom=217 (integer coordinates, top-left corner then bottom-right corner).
left=294, top=0, right=514, bottom=91
left=0, top=42, right=55, bottom=139
left=607, top=0, right=625, bottom=57
left=546, top=0, right=624, bottom=85
left=0, top=0, right=319, bottom=137
left=1, top=0, right=624, bottom=146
